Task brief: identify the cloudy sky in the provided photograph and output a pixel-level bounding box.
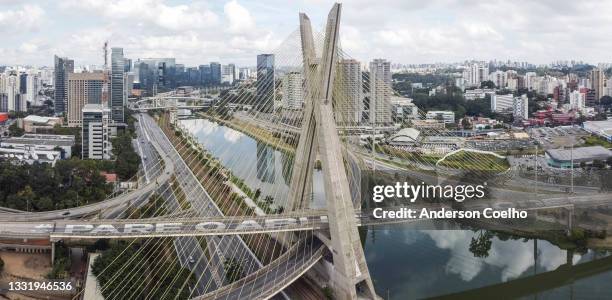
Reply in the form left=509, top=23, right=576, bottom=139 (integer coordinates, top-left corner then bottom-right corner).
left=1, top=0, right=611, bottom=67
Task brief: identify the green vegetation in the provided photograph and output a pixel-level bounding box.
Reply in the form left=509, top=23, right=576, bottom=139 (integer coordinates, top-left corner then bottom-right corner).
left=438, top=151, right=510, bottom=172
left=230, top=174, right=282, bottom=214
left=8, top=122, right=24, bottom=137
left=392, top=73, right=453, bottom=96
left=378, top=145, right=441, bottom=165
left=224, top=258, right=244, bottom=283
left=0, top=159, right=113, bottom=211
left=47, top=242, right=70, bottom=279
left=322, top=286, right=335, bottom=300
left=582, top=135, right=612, bottom=148
left=111, top=132, right=141, bottom=180
left=127, top=193, right=167, bottom=218
left=92, top=240, right=195, bottom=299
left=469, top=230, right=493, bottom=258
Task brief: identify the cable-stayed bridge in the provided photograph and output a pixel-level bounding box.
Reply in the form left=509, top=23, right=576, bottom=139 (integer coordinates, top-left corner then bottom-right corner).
left=1, top=3, right=612, bottom=300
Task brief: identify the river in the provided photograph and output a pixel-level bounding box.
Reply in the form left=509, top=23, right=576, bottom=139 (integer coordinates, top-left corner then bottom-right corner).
left=180, top=118, right=612, bottom=299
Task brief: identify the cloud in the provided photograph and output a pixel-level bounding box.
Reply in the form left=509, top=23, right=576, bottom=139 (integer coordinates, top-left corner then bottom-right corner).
left=224, top=0, right=256, bottom=35
left=425, top=230, right=579, bottom=282
left=2, top=0, right=612, bottom=66
left=0, top=4, right=44, bottom=32
left=61, top=0, right=218, bottom=31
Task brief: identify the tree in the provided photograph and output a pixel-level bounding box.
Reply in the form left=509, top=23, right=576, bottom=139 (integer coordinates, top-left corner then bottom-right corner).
left=469, top=230, right=493, bottom=258
left=592, top=159, right=605, bottom=170
left=480, top=80, right=495, bottom=89
left=461, top=118, right=472, bottom=129
left=600, top=95, right=612, bottom=107
left=112, top=132, right=141, bottom=180
left=8, top=122, right=24, bottom=137
left=36, top=196, right=54, bottom=211
left=224, top=258, right=244, bottom=283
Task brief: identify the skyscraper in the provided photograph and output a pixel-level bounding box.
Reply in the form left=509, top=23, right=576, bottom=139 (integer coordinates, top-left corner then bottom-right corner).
left=54, top=55, right=74, bottom=114
left=5, top=72, right=25, bottom=112
left=221, top=64, right=235, bottom=85
left=228, top=63, right=237, bottom=81
left=590, top=67, right=605, bottom=104
left=256, top=54, right=275, bottom=113
left=199, top=64, right=211, bottom=85
left=337, top=59, right=362, bottom=124
left=281, top=71, right=303, bottom=109
left=210, top=62, right=221, bottom=85
left=110, top=48, right=125, bottom=123
left=67, top=72, right=106, bottom=127
left=26, top=73, right=40, bottom=105
left=369, top=59, right=392, bottom=124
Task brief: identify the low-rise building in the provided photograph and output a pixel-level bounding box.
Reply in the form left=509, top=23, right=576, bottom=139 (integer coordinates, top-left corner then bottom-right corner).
left=20, top=115, right=63, bottom=133
left=0, top=133, right=75, bottom=158
left=388, top=128, right=421, bottom=146
left=390, top=96, right=418, bottom=122
left=583, top=120, right=612, bottom=142
left=491, top=94, right=514, bottom=112
left=545, top=146, right=612, bottom=168
left=412, top=119, right=446, bottom=130
left=464, top=88, right=495, bottom=101
left=426, top=110, right=455, bottom=124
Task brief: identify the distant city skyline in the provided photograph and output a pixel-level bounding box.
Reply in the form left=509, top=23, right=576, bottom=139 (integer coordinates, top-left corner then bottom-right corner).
left=1, top=0, right=612, bottom=66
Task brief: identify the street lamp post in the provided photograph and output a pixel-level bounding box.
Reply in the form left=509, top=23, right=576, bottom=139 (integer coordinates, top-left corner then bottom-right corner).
left=570, top=139, right=574, bottom=194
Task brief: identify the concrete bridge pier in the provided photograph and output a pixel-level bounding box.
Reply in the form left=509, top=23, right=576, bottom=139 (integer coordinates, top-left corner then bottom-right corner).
left=51, top=240, right=55, bottom=265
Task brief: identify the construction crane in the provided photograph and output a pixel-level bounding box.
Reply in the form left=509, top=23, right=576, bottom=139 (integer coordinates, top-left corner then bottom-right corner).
left=103, top=41, right=108, bottom=69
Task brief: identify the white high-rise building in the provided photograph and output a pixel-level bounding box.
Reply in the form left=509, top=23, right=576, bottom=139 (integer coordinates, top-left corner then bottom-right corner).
left=26, top=72, right=41, bottom=105
left=569, top=90, right=585, bottom=110
left=513, top=94, right=529, bottom=121
left=463, top=62, right=489, bottom=87
left=338, top=59, right=362, bottom=124
left=525, top=72, right=536, bottom=90
left=489, top=70, right=507, bottom=88
left=491, top=94, right=514, bottom=112
left=82, top=104, right=112, bottom=160
left=369, top=59, right=392, bottom=124
left=5, top=72, right=25, bottom=112
left=281, top=72, right=304, bottom=109
left=221, top=65, right=235, bottom=85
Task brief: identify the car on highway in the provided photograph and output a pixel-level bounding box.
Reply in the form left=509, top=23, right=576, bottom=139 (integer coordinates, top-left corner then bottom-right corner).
left=62, top=211, right=70, bottom=216
left=188, top=256, right=195, bottom=263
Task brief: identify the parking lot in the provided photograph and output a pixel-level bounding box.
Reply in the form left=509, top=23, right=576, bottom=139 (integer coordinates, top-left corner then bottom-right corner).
left=465, top=139, right=536, bottom=152
left=528, top=126, right=589, bottom=149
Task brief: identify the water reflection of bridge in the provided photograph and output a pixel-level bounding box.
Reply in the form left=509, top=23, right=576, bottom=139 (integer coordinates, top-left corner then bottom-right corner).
left=432, top=252, right=612, bottom=299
